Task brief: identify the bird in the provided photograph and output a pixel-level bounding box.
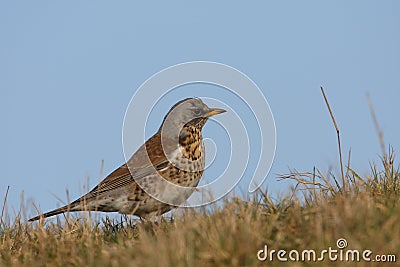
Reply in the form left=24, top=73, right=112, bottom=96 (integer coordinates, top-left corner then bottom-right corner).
left=29, top=98, right=226, bottom=221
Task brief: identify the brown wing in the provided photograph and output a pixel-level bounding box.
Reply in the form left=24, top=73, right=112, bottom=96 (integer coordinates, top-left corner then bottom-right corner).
left=74, top=132, right=175, bottom=202
left=78, top=165, right=133, bottom=200
left=28, top=132, right=176, bottom=221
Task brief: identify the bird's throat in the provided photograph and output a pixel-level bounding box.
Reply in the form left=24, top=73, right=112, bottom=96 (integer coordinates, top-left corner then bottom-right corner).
left=179, top=126, right=203, bottom=161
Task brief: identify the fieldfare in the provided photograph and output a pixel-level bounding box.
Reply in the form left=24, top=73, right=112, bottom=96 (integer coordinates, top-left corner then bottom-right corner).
left=29, top=98, right=226, bottom=221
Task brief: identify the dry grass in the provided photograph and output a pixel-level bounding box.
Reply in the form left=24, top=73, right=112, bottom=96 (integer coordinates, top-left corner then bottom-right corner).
left=1, top=150, right=400, bottom=266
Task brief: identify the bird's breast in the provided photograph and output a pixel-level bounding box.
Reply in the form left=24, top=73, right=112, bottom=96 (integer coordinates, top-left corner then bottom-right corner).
left=178, top=126, right=205, bottom=162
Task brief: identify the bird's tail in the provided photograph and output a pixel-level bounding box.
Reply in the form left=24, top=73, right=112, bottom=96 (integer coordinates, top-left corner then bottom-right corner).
left=28, top=204, right=77, bottom=222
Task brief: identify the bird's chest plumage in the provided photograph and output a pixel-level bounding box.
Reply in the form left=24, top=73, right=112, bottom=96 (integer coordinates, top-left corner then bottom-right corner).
left=158, top=126, right=205, bottom=187
left=179, top=126, right=205, bottom=162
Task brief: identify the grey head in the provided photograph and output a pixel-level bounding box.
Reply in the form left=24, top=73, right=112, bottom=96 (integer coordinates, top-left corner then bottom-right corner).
left=157, top=98, right=226, bottom=171
left=160, top=98, right=226, bottom=132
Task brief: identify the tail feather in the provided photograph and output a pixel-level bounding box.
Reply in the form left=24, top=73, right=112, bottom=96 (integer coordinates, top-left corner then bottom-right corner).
left=28, top=206, right=71, bottom=221
left=28, top=197, right=109, bottom=221
left=28, top=199, right=87, bottom=221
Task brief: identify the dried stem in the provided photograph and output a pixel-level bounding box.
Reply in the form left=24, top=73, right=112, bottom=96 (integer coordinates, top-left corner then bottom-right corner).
left=367, top=93, right=386, bottom=158
left=1, top=185, right=10, bottom=225
left=320, top=87, right=346, bottom=193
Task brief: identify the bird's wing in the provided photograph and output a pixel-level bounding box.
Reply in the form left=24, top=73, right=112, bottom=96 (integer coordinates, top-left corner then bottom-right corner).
left=81, top=161, right=169, bottom=201
left=28, top=132, right=176, bottom=220
left=81, top=165, right=134, bottom=199
left=75, top=132, right=173, bottom=202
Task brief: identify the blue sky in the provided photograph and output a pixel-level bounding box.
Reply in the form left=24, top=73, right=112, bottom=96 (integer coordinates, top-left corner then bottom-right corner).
left=1, top=1, right=399, bottom=219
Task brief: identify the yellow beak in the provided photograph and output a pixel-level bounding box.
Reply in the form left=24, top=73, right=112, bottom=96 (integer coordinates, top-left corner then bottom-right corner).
left=206, top=108, right=226, bottom=117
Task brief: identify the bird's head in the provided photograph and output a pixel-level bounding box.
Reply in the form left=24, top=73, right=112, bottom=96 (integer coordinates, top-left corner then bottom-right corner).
left=160, top=98, right=226, bottom=131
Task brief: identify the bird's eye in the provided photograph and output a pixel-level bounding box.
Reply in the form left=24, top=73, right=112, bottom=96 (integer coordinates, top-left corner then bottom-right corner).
left=194, top=108, right=202, bottom=115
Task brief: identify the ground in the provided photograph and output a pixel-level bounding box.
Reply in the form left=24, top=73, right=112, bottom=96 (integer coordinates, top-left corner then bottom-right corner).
left=1, top=150, right=399, bottom=266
